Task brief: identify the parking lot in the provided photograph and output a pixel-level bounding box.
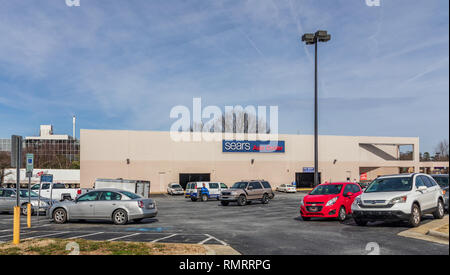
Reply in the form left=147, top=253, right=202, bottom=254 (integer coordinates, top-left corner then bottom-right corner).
left=0, top=192, right=448, bottom=255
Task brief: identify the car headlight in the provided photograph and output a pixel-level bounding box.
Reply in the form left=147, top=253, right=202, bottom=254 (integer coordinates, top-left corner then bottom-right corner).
left=231, top=191, right=238, bottom=195
left=354, top=197, right=362, bottom=205
left=38, top=201, right=48, bottom=207
left=326, top=197, right=338, bottom=207
left=389, top=196, right=407, bottom=205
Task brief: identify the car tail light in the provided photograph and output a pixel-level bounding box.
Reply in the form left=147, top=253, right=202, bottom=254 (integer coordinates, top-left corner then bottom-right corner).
left=77, top=189, right=81, bottom=195
left=138, top=201, right=144, bottom=208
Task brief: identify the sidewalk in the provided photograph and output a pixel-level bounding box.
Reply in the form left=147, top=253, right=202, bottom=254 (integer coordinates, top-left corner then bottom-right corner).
left=398, top=216, right=449, bottom=245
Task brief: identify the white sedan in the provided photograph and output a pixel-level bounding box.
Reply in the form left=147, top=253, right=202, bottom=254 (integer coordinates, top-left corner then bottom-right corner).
left=276, top=184, right=297, bottom=193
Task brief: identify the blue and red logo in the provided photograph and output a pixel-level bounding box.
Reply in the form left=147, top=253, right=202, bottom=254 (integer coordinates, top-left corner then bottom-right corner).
left=223, top=140, right=285, bottom=153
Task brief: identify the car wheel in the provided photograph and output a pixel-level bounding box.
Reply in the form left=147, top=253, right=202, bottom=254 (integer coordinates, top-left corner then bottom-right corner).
left=53, top=208, right=67, bottom=224
left=408, top=204, right=421, bottom=227
left=201, top=194, right=208, bottom=202
left=220, top=201, right=229, bottom=206
left=237, top=195, right=247, bottom=206
left=301, top=216, right=311, bottom=221
left=261, top=194, right=269, bottom=204
left=21, top=204, right=33, bottom=216
left=354, top=218, right=368, bottom=226
left=338, top=206, right=347, bottom=222
left=113, top=209, right=128, bottom=225
left=433, top=199, right=445, bottom=219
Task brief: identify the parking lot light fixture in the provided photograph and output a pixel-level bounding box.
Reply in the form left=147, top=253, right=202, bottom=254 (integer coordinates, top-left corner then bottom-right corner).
left=301, top=30, right=331, bottom=187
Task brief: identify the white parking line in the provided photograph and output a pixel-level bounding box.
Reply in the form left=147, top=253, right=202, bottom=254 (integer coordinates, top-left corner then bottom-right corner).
left=198, top=236, right=213, bottom=244
left=205, top=234, right=228, bottom=246
left=68, top=232, right=104, bottom=240
left=23, top=231, right=69, bottom=240
left=151, top=233, right=177, bottom=243
left=0, top=231, right=37, bottom=239
left=107, top=233, right=141, bottom=241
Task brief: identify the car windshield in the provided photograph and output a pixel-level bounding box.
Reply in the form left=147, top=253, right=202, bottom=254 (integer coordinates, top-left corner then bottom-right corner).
left=310, top=185, right=343, bottom=195
left=287, top=185, right=294, bottom=188
left=19, top=190, right=39, bottom=198
left=120, top=191, right=141, bottom=199
left=365, top=177, right=412, bottom=193
left=231, top=182, right=248, bottom=189
left=432, top=176, right=449, bottom=189
left=171, top=184, right=182, bottom=188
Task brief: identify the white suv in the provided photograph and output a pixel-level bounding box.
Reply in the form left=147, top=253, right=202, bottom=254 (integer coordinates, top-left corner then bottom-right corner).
left=351, top=173, right=445, bottom=227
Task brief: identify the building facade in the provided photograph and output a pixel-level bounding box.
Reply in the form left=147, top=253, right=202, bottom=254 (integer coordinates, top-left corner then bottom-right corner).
left=80, top=129, right=448, bottom=194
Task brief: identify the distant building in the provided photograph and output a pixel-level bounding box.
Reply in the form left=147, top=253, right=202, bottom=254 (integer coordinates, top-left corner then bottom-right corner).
left=24, top=125, right=80, bottom=168
left=0, top=139, right=11, bottom=152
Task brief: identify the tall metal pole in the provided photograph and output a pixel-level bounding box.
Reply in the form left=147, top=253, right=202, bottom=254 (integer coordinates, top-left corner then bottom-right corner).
left=314, top=39, right=319, bottom=187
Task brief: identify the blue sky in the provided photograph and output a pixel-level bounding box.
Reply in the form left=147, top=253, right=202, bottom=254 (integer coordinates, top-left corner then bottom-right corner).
left=0, top=0, right=448, bottom=153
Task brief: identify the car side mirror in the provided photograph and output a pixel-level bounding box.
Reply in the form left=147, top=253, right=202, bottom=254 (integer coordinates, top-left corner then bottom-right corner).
left=345, top=192, right=353, bottom=197
left=417, top=186, right=427, bottom=192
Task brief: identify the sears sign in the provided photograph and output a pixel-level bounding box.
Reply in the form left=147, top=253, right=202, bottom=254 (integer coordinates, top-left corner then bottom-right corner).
left=223, top=140, right=285, bottom=153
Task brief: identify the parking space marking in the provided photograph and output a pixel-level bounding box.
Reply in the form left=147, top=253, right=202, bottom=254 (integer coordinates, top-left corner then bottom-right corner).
left=0, top=231, right=37, bottom=239
left=151, top=233, right=177, bottom=243
left=107, top=233, right=141, bottom=241
left=68, top=232, right=104, bottom=240
left=23, top=231, right=69, bottom=240
left=205, top=234, right=228, bottom=246
left=198, top=235, right=213, bottom=244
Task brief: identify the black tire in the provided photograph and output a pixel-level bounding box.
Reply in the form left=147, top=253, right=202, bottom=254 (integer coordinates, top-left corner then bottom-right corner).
left=201, top=194, right=208, bottom=202
left=113, top=209, right=128, bottom=225
left=433, top=199, right=445, bottom=219
left=237, top=195, right=247, bottom=206
left=354, top=218, right=368, bottom=226
left=53, top=208, right=67, bottom=224
left=21, top=204, right=33, bottom=216
left=338, top=206, right=347, bottom=222
left=408, top=203, right=421, bottom=228
left=134, top=218, right=144, bottom=223
left=301, top=216, right=311, bottom=221
left=220, top=201, right=229, bottom=206
left=261, top=194, right=269, bottom=204
left=191, top=197, right=198, bottom=202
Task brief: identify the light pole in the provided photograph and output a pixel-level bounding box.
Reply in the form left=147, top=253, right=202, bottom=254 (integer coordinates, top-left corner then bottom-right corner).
left=301, top=30, right=331, bottom=187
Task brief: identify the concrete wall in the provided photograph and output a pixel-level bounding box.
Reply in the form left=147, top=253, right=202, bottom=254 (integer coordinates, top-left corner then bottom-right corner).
left=80, top=130, right=421, bottom=193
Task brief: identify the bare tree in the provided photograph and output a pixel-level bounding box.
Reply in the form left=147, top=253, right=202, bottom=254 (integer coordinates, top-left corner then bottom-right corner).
left=0, top=152, right=12, bottom=186
left=434, top=139, right=449, bottom=161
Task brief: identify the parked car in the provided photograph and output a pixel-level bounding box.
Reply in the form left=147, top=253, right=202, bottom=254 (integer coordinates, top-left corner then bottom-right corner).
left=48, top=188, right=157, bottom=225
left=431, top=174, right=449, bottom=211
left=300, top=182, right=362, bottom=222
left=185, top=182, right=228, bottom=202
left=220, top=180, right=275, bottom=206
left=352, top=173, right=445, bottom=227
left=276, top=184, right=297, bottom=193
left=0, top=188, right=55, bottom=215
left=31, top=183, right=87, bottom=201
left=167, top=183, right=184, bottom=196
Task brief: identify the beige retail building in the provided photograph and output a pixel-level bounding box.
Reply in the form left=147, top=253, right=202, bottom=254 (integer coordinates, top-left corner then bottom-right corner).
left=80, top=130, right=449, bottom=193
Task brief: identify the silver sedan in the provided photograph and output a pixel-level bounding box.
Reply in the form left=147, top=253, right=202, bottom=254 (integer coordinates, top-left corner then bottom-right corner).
left=47, top=188, right=158, bottom=225
left=0, top=188, right=54, bottom=215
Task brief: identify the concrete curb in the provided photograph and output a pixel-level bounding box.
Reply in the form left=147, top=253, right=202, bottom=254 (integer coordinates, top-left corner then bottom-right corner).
left=427, top=230, right=449, bottom=240
left=204, top=245, right=241, bottom=255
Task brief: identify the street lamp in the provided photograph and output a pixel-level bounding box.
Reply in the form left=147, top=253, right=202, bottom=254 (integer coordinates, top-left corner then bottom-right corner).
left=301, top=30, right=331, bottom=187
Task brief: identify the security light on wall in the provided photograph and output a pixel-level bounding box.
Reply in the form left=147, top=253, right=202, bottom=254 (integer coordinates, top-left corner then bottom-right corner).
left=126, top=158, right=130, bottom=165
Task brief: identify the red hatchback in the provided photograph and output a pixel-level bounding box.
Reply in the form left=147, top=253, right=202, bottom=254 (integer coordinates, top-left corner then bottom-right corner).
left=300, top=182, right=362, bottom=222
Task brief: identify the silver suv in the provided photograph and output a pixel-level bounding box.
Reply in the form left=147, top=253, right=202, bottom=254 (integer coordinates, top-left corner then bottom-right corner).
left=220, top=180, right=275, bottom=206
left=351, top=173, right=445, bottom=227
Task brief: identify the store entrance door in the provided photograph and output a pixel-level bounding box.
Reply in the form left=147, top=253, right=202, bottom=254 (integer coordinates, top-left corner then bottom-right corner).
left=295, top=173, right=321, bottom=188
